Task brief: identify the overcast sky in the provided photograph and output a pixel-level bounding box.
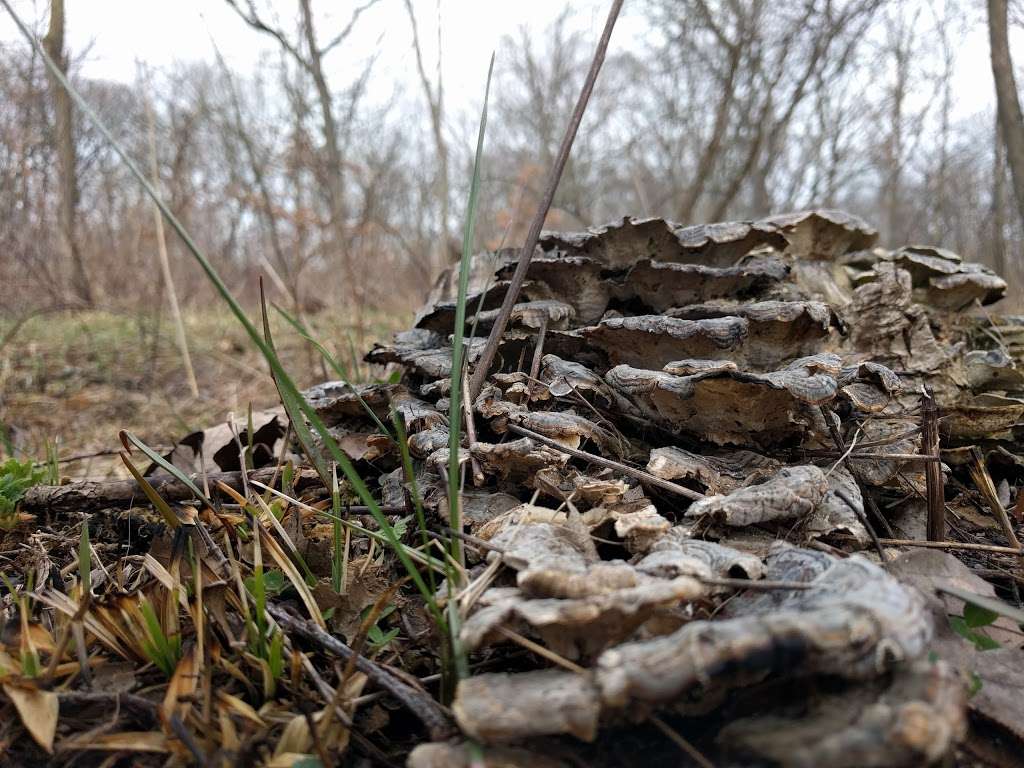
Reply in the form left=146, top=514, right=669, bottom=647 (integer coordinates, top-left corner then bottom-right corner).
left=0, top=1, right=615, bottom=108
left=0, top=1, right=1013, bottom=121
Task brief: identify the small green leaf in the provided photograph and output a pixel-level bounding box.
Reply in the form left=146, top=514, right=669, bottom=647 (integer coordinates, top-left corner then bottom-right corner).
left=964, top=601, right=999, bottom=629
left=938, top=585, right=1024, bottom=626
left=245, top=570, right=287, bottom=597
left=949, top=616, right=1002, bottom=651
left=968, top=671, right=984, bottom=698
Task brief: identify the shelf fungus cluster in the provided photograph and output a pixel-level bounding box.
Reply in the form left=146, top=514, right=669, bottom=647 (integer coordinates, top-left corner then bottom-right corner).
left=303, top=210, right=1020, bottom=766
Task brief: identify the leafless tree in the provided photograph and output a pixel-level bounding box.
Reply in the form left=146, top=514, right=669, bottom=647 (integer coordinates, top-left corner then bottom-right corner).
left=224, top=0, right=382, bottom=307
left=989, top=0, right=1024, bottom=229
left=404, top=0, right=453, bottom=273
left=42, top=0, right=91, bottom=304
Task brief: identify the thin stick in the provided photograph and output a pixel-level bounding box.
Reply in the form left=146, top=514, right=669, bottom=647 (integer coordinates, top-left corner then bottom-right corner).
left=462, top=375, right=485, bottom=487
left=467, top=0, right=624, bottom=399
left=695, top=576, right=813, bottom=591
left=807, top=451, right=941, bottom=462
left=877, top=538, right=1023, bottom=555
left=650, top=715, right=715, bottom=768
left=507, top=424, right=705, bottom=501
left=922, top=389, right=945, bottom=542
left=142, top=79, right=199, bottom=399
left=818, top=405, right=888, bottom=560
left=841, top=425, right=922, bottom=449
left=496, top=626, right=587, bottom=675
left=267, top=604, right=455, bottom=740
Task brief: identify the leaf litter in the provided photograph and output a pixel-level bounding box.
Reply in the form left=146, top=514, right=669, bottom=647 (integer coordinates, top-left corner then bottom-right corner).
left=6, top=209, right=1024, bottom=766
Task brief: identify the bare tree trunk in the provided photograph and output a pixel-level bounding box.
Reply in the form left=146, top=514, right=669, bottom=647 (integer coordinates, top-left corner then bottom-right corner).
left=42, top=0, right=92, bottom=305
left=989, top=0, right=1024, bottom=230
left=885, top=40, right=907, bottom=245
left=144, top=90, right=199, bottom=399
left=297, top=0, right=347, bottom=235
left=993, top=112, right=1008, bottom=277
left=404, top=0, right=450, bottom=276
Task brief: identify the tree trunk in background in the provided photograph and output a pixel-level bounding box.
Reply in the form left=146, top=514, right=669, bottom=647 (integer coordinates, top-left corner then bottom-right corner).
left=297, top=0, right=347, bottom=236
left=989, top=0, right=1024, bottom=232
left=993, top=112, right=1008, bottom=278
left=43, top=0, right=92, bottom=305
left=405, top=0, right=450, bottom=275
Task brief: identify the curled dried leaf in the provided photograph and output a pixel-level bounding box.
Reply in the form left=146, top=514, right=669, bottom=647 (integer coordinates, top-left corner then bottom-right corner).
left=684, top=466, right=829, bottom=526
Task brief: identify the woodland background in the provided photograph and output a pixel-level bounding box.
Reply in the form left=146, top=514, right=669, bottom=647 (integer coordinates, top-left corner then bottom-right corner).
left=2, top=0, right=1024, bottom=469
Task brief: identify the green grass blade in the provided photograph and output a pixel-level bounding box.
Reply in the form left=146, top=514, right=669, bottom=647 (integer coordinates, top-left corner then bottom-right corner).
left=391, top=411, right=435, bottom=594
left=273, top=302, right=393, bottom=440
left=259, top=283, right=332, bottom=484
left=4, top=0, right=445, bottom=645
left=119, top=452, right=181, bottom=529
left=120, top=430, right=214, bottom=510
left=79, top=520, right=91, bottom=596
left=447, top=54, right=494, bottom=569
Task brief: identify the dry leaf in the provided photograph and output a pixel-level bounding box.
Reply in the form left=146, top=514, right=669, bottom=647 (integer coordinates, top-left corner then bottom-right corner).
left=3, top=683, right=58, bottom=754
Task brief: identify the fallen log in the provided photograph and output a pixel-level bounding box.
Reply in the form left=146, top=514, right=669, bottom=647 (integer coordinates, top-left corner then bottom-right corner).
left=20, top=466, right=323, bottom=515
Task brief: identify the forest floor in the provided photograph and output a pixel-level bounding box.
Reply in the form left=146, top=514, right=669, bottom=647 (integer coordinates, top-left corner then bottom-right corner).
left=0, top=308, right=406, bottom=478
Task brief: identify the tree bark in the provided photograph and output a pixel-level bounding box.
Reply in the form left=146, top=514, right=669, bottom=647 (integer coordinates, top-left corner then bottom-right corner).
left=42, top=0, right=92, bottom=305
left=989, top=0, right=1024, bottom=230
left=993, top=111, right=1008, bottom=277
left=298, top=0, right=347, bottom=236
left=404, top=0, right=450, bottom=276
left=21, top=467, right=323, bottom=515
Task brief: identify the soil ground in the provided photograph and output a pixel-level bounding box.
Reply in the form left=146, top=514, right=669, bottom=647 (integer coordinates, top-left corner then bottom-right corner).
left=0, top=308, right=407, bottom=478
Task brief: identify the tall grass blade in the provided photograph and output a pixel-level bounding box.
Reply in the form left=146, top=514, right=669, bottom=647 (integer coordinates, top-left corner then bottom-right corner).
left=446, top=54, right=494, bottom=570
left=78, top=520, right=91, bottom=596
left=259, top=282, right=331, bottom=484
left=391, top=411, right=435, bottom=594
left=273, top=302, right=393, bottom=440
left=120, top=430, right=214, bottom=510
left=3, top=0, right=453, bottom=681
left=119, top=452, right=180, bottom=529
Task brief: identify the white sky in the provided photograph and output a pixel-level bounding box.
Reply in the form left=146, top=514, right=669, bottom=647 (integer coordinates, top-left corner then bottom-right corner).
left=0, top=0, right=1015, bottom=122
left=0, top=1, right=612, bottom=108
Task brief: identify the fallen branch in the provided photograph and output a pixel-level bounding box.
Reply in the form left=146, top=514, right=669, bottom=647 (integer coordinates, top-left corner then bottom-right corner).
left=467, top=0, right=624, bottom=399
left=506, top=424, right=705, bottom=501
left=267, top=604, right=456, bottom=741
left=21, top=467, right=322, bottom=514
left=876, top=538, right=1023, bottom=556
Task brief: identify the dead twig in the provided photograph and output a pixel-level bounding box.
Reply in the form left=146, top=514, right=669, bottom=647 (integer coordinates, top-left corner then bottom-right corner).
left=876, top=538, right=1023, bottom=556
left=507, top=424, right=705, bottom=501
left=20, top=467, right=322, bottom=514
left=462, top=375, right=486, bottom=487
left=528, top=315, right=549, bottom=384
left=467, top=0, right=624, bottom=399
left=818, top=405, right=888, bottom=560
left=266, top=604, right=456, bottom=741
left=806, top=451, right=941, bottom=462
left=922, top=389, right=945, bottom=542
left=967, top=446, right=1023, bottom=568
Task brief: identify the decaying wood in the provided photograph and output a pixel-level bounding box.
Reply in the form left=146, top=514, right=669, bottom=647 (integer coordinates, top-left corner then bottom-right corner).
left=19, top=202, right=1024, bottom=765
left=922, top=389, right=945, bottom=542
left=468, top=0, right=625, bottom=399
left=268, top=604, right=456, bottom=741
left=20, top=467, right=323, bottom=514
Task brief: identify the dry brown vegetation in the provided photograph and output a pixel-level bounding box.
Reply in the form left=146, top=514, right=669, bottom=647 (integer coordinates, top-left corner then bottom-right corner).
left=3, top=0, right=1024, bottom=766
